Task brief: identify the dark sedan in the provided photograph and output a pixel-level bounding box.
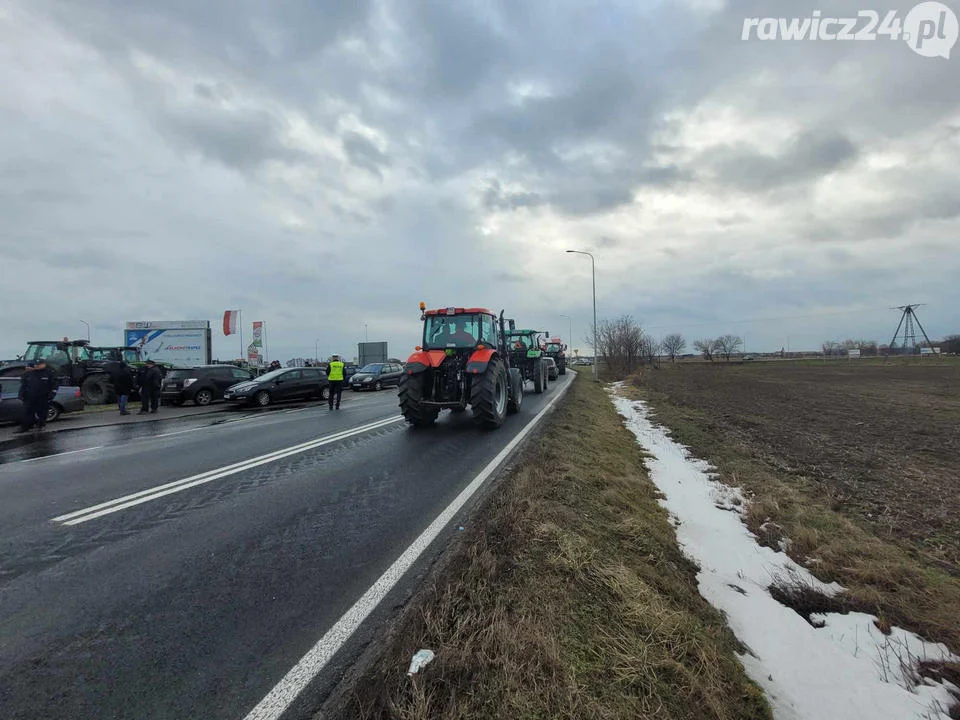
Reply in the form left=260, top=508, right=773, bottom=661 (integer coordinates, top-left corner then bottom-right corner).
left=161, top=365, right=255, bottom=406
left=348, top=362, right=404, bottom=391
left=0, top=378, right=85, bottom=424
left=223, top=367, right=329, bottom=407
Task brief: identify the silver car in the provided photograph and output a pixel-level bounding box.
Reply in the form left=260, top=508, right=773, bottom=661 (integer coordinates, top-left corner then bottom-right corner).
left=0, top=378, right=85, bottom=423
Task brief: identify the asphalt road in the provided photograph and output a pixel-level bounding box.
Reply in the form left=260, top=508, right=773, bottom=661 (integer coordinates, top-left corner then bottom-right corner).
left=0, top=374, right=573, bottom=720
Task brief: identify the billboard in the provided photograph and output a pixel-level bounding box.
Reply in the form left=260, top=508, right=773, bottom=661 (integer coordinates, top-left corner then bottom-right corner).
left=124, top=321, right=212, bottom=367
left=358, top=341, right=387, bottom=367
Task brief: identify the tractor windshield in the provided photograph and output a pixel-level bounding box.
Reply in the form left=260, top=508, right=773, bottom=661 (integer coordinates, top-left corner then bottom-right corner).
left=546, top=343, right=563, bottom=352
left=24, top=343, right=70, bottom=367
left=507, top=333, right=535, bottom=351
left=123, top=349, right=140, bottom=363
left=423, top=313, right=495, bottom=350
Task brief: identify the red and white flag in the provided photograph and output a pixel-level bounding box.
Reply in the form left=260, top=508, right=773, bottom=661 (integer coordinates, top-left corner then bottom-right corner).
left=223, top=310, right=240, bottom=336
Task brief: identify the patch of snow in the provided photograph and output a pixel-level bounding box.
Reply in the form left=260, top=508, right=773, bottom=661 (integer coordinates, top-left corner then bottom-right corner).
left=611, top=390, right=959, bottom=720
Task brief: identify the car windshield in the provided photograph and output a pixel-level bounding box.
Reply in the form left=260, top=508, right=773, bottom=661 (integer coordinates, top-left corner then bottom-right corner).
left=254, top=369, right=286, bottom=382
left=423, top=313, right=489, bottom=349
left=359, top=364, right=383, bottom=373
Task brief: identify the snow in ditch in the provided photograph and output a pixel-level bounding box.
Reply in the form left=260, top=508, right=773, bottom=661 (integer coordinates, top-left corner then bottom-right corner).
left=610, top=388, right=959, bottom=720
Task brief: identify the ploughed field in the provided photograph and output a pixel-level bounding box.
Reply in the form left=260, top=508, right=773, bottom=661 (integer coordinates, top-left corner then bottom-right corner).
left=641, top=359, right=960, bottom=572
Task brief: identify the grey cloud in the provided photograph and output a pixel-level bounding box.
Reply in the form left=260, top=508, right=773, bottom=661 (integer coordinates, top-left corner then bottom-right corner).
left=482, top=179, right=542, bottom=211
left=342, top=132, right=390, bottom=178
left=705, top=130, right=858, bottom=192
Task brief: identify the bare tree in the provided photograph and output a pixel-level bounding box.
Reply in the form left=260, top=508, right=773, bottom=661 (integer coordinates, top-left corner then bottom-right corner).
left=640, top=335, right=661, bottom=368
left=592, top=315, right=647, bottom=377
left=693, top=338, right=717, bottom=362
left=942, top=334, right=960, bottom=354
left=662, top=333, right=686, bottom=362
left=715, top=334, right=743, bottom=362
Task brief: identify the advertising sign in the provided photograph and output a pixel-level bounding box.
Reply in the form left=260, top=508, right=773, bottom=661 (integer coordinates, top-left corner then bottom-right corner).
left=124, top=321, right=212, bottom=367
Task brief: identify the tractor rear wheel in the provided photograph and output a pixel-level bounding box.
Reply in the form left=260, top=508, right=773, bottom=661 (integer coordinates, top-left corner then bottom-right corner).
left=507, top=368, right=523, bottom=414
left=81, top=374, right=115, bottom=405
left=399, top=372, right=438, bottom=427
left=471, top=358, right=508, bottom=428
left=533, top=359, right=545, bottom=394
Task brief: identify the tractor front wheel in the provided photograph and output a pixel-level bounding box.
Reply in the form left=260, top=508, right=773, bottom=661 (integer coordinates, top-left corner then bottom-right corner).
left=533, top=359, right=545, bottom=394
left=507, top=368, right=523, bottom=414
left=472, top=358, right=508, bottom=429
left=81, top=374, right=115, bottom=405
left=399, top=372, right=438, bottom=427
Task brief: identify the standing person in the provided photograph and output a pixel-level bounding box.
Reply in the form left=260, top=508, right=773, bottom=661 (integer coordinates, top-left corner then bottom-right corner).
left=115, top=361, right=134, bottom=415
left=327, top=354, right=344, bottom=410
left=138, top=360, right=163, bottom=414
left=15, top=359, right=57, bottom=434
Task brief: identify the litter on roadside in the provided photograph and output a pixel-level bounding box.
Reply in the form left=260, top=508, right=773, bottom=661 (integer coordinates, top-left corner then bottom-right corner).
left=407, top=648, right=435, bottom=676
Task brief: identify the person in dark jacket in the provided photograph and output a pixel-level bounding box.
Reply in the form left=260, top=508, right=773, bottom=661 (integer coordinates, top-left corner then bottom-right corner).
left=15, top=359, right=58, bottom=433
left=115, top=361, right=135, bottom=415
left=138, top=360, right=163, bottom=414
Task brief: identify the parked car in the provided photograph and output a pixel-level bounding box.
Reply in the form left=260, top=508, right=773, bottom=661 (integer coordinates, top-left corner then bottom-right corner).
left=349, top=362, right=404, bottom=391
left=343, top=363, right=359, bottom=381
left=544, top=356, right=559, bottom=381
left=0, top=378, right=84, bottom=424
left=161, top=365, right=255, bottom=406
left=223, top=367, right=329, bottom=407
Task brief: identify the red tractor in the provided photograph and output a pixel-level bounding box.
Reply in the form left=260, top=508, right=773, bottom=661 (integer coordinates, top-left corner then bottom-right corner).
left=398, top=304, right=524, bottom=428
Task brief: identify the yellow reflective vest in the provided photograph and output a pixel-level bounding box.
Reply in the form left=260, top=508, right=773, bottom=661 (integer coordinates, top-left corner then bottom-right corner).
left=328, top=361, right=345, bottom=381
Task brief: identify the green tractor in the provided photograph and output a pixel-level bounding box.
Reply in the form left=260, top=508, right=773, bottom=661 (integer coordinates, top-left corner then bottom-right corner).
left=504, top=324, right=551, bottom=394
left=544, top=336, right=567, bottom=375
left=398, top=304, right=524, bottom=428
left=0, top=339, right=148, bottom=404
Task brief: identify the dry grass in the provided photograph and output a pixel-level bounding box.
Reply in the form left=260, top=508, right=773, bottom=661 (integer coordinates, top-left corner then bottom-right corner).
left=325, top=377, right=770, bottom=720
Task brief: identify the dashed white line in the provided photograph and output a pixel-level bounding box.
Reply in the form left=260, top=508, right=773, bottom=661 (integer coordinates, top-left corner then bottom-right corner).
left=51, top=415, right=404, bottom=525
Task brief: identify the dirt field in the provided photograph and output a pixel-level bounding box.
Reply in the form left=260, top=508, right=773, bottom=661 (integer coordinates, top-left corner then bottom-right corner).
left=633, top=358, right=960, bottom=655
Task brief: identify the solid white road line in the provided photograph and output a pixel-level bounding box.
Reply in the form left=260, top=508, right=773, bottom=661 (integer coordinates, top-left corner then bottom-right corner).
left=51, top=415, right=404, bottom=526
left=19, top=446, right=104, bottom=464
left=242, top=376, right=574, bottom=720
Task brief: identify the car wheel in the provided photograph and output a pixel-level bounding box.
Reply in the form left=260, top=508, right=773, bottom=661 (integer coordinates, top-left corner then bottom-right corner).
left=255, top=390, right=271, bottom=407
left=194, top=389, right=214, bottom=406
left=46, top=403, right=62, bottom=423
left=319, top=386, right=328, bottom=401
left=375, top=380, right=383, bottom=391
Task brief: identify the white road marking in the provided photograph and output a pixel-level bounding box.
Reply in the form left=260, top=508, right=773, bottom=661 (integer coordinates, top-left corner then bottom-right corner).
left=51, top=415, right=404, bottom=525
left=19, top=446, right=104, bottom=463
left=242, top=376, right=574, bottom=720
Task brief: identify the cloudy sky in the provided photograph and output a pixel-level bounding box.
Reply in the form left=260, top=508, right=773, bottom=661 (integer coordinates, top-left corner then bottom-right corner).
left=1, top=0, right=957, bottom=362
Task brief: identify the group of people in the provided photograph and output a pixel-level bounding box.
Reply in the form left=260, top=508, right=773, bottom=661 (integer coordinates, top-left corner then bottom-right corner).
left=115, top=359, right=164, bottom=415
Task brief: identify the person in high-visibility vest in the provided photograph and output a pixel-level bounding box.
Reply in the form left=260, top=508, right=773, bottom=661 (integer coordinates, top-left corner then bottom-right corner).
left=327, top=354, right=345, bottom=410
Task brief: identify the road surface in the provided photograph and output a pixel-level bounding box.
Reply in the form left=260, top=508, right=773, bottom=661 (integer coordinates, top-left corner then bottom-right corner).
left=0, top=375, right=572, bottom=720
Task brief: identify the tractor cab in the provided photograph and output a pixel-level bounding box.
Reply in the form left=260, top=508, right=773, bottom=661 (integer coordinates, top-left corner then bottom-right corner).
left=543, top=337, right=567, bottom=375
left=22, top=340, right=91, bottom=372
left=504, top=327, right=551, bottom=394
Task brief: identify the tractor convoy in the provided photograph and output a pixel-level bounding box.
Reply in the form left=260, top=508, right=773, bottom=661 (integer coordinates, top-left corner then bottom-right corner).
left=398, top=303, right=565, bottom=429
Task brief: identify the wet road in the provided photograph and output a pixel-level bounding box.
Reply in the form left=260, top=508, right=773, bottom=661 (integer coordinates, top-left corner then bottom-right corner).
left=0, top=376, right=572, bottom=720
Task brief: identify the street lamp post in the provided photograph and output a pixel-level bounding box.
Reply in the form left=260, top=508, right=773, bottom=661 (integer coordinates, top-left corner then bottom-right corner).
left=80, top=320, right=90, bottom=342
left=315, top=339, right=319, bottom=364
left=558, top=314, right=573, bottom=348
left=565, top=250, right=598, bottom=382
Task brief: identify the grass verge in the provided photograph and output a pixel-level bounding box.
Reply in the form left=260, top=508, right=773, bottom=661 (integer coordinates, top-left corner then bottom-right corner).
left=324, top=376, right=770, bottom=720
left=620, top=376, right=960, bottom=665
